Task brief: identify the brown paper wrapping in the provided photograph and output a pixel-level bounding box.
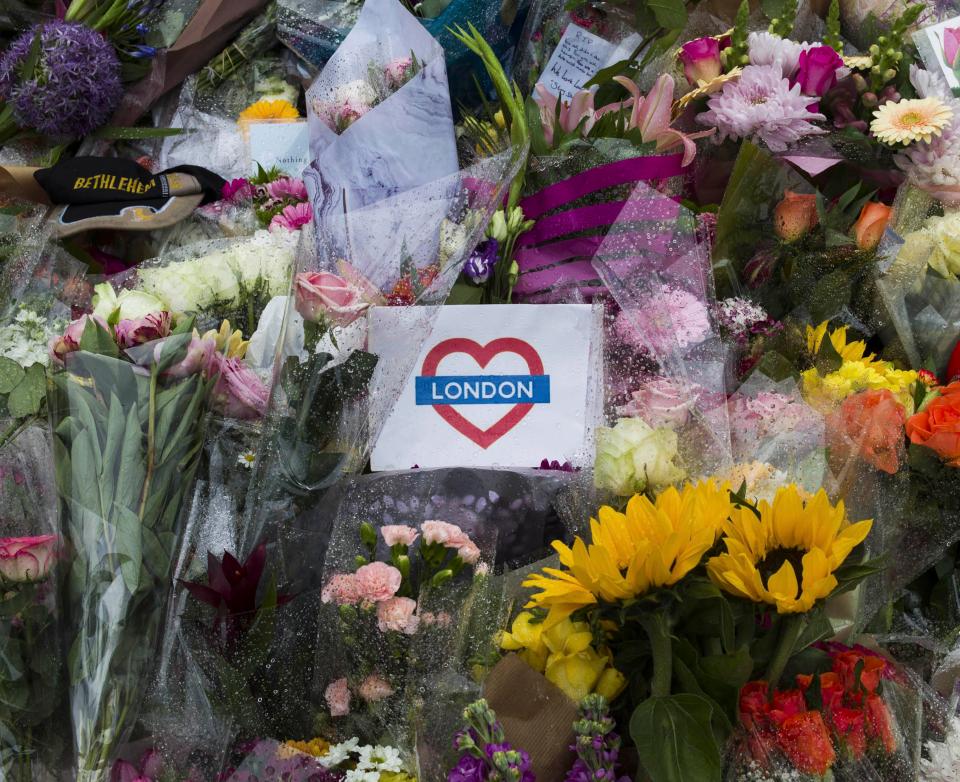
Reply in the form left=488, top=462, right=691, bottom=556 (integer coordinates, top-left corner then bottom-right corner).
left=0, top=167, right=51, bottom=205
left=483, top=654, right=578, bottom=781
left=110, top=0, right=271, bottom=126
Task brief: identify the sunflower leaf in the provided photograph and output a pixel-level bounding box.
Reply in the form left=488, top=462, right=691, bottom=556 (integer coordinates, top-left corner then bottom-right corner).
left=630, top=693, right=723, bottom=782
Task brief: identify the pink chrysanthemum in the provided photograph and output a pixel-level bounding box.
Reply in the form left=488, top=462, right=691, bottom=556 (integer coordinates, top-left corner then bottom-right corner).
left=614, top=286, right=712, bottom=356
left=697, top=64, right=828, bottom=152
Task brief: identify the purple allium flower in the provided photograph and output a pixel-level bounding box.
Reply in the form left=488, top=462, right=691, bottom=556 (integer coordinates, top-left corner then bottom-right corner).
left=448, top=754, right=487, bottom=782
left=696, top=64, right=828, bottom=152
left=464, top=240, right=499, bottom=285
left=0, top=21, right=123, bottom=137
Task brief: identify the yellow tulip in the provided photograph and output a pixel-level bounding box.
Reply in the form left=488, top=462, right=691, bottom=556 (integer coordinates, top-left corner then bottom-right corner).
left=595, top=667, right=628, bottom=701
left=545, top=647, right=607, bottom=702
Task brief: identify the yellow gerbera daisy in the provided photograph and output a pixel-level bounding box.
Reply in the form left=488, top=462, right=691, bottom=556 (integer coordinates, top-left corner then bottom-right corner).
left=707, top=486, right=872, bottom=614
left=523, top=480, right=734, bottom=627
left=238, top=98, right=300, bottom=123
left=871, top=97, right=953, bottom=145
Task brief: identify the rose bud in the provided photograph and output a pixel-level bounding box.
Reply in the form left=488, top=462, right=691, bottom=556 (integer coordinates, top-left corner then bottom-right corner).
left=774, top=190, right=820, bottom=242
left=678, top=37, right=722, bottom=86
left=293, top=271, right=371, bottom=326
left=852, top=201, right=892, bottom=250
left=0, top=535, right=58, bottom=583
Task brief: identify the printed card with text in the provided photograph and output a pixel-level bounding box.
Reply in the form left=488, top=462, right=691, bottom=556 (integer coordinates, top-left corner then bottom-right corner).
left=370, top=304, right=598, bottom=470
left=916, top=15, right=960, bottom=92
left=246, top=120, right=310, bottom=176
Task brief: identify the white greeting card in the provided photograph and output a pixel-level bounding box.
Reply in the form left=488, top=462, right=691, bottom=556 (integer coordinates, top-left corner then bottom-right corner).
left=538, top=24, right=618, bottom=101
left=917, top=15, right=960, bottom=91
left=370, top=304, right=599, bottom=470
left=247, top=120, right=310, bottom=177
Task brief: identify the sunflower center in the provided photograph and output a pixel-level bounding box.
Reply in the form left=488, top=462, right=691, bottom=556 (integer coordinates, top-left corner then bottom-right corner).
left=757, top=547, right=806, bottom=585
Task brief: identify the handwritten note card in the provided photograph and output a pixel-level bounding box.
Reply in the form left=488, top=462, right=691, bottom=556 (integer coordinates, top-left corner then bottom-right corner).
left=539, top=24, right=618, bottom=101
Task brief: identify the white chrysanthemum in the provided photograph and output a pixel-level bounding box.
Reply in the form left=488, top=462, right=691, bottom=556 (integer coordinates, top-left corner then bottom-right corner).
left=318, top=738, right=360, bottom=768
left=921, top=717, right=960, bottom=782
left=747, top=32, right=810, bottom=78
left=0, top=308, right=61, bottom=367
left=697, top=64, right=828, bottom=152
left=356, top=744, right=403, bottom=773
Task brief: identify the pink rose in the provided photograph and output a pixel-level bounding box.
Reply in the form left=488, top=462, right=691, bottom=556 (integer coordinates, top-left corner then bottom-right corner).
left=325, top=678, right=351, bottom=717
left=0, top=535, right=57, bottom=583
left=944, top=27, right=960, bottom=68
left=792, top=46, right=844, bottom=97
left=420, top=520, right=470, bottom=548
left=353, top=561, right=402, bottom=603
left=358, top=673, right=395, bottom=703
left=269, top=202, right=313, bottom=232
left=456, top=541, right=481, bottom=566
left=161, top=336, right=216, bottom=378
left=617, top=377, right=700, bottom=429
left=49, top=314, right=109, bottom=365
left=384, top=56, right=414, bottom=90
left=380, top=525, right=419, bottom=547
left=679, top=37, right=722, bottom=86
left=209, top=354, right=269, bottom=420
left=114, top=311, right=173, bottom=348
left=376, top=596, right=420, bottom=634
left=321, top=573, right=361, bottom=605
left=293, top=271, right=370, bottom=326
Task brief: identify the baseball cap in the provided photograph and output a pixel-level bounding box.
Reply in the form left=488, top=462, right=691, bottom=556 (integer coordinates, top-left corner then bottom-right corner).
left=4, top=157, right=226, bottom=238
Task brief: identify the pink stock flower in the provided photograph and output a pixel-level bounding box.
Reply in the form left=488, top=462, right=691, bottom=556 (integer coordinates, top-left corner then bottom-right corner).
left=792, top=46, right=844, bottom=97
left=533, top=85, right=597, bottom=145
left=456, top=541, right=481, bottom=565
left=209, top=354, right=269, bottom=420
left=321, top=573, right=361, bottom=605
left=222, top=178, right=253, bottom=201
left=49, top=314, right=109, bottom=364
left=325, top=678, right=351, bottom=717
left=265, top=177, right=308, bottom=201
left=358, top=674, right=396, bottom=702
left=269, top=202, right=312, bottom=232
left=114, top=311, right=172, bottom=348
left=384, top=56, right=414, bottom=90
left=679, top=37, right=722, bottom=86
left=162, top=336, right=216, bottom=378
left=944, top=27, right=960, bottom=68
left=353, top=561, right=402, bottom=603
left=420, top=520, right=471, bottom=548
left=380, top=525, right=419, bottom=547
left=611, top=74, right=714, bottom=167
left=376, top=596, right=420, bottom=634
left=0, top=535, right=57, bottom=583
left=293, top=271, right=370, bottom=326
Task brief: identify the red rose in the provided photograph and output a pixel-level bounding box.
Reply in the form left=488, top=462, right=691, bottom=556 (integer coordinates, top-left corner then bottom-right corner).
left=833, top=651, right=887, bottom=694
left=866, top=694, right=897, bottom=753
left=739, top=681, right=770, bottom=731
left=777, top=711, right=837, bottom=776
left=769, top=689, right=807, bottom=725
left=831, top=707, right=867, bottom=758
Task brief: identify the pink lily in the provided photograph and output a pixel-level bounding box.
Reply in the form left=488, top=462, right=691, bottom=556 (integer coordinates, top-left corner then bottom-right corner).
left=612, top=74, right=714, bottom=167
left=533, top=85, right=597, bottom=145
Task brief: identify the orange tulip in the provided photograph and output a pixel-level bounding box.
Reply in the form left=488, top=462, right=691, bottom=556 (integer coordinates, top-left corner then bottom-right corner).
left=852, top=201, right=893, bottom=250
left=774, top=190, right=819, bottom=242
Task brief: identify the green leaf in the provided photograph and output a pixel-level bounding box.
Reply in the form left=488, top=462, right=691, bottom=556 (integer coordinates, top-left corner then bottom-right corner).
left=6, top=363, right=45, bottom=417
left=648, top=0, right=687, bottom=29
left=78, top=318, right=120, bottom=358
left=154, top=333, right=192, bottom=374
left=91, top=126, right=184, bottom=140
left=630, top=693, right=723, bottom=782
left=0, top=358, right=24, bottom=394
left=17, top=30, right=42, bottom=82
left=115, top=505, right=142, bottom=594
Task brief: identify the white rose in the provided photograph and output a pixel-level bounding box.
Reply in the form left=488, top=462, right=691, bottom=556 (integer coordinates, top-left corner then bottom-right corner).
left=91, top=283, right=166, bottom=320
left=594, top=417, right=685, bottom=495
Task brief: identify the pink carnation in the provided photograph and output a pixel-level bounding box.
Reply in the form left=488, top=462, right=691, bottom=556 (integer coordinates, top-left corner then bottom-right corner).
left=321, top=573, right=361, bottom=605
left=380, top=524, right=419, bottom=547
left=420, top=520, right=471, bottom=548
left=456, top=541, right=481, bottom=565
left=325, top=678, right=351, bottom=717
left=358, top=674, right=395, bottom=703
left=354, top=561, right=402, bottom=603
left=376, top=596, right=420, bottom=634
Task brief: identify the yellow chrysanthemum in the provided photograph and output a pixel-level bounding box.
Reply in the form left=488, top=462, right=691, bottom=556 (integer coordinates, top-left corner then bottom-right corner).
left=871, top=97, right=953, bottom=145
left=238, top=99, right=300, bottom=123
left=523, top=480, right=734, bottom=627
left=282, top=737, right=330, bottom=757
left=707, top=486, right=872, bottom=614
left=198, top=320, right=248, bottom=359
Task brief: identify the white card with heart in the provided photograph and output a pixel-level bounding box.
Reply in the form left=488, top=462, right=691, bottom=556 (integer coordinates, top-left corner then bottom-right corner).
left=369, top=304, right=600, bottom=471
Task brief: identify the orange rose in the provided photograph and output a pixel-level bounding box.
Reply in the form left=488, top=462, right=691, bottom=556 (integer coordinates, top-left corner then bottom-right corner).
left=906, top=381, right=960, bottom=465
left=774, top=190, right=819, bottom=242
left=827, top=389, right=906, bottom=475
left=777, top=711, right=837, bottom=775
left=832, top=650, right=887, bottom=694
left=866, top=694, right=897, bottom=753
left=852, top=201, right=892, bottom=250
left=832, top=707, right=867, bottom=758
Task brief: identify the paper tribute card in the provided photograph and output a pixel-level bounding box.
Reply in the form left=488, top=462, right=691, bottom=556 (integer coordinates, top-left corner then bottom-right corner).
left=246, top=120, right=310, bottom=176
left=915, top=15, right=960, bottom=92
left=370, top=304, right=600, bottom=470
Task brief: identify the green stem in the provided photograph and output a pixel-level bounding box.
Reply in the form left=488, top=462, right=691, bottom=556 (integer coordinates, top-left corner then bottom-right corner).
left=136, top=365, right=158, bottom=522
left=764, top=613, right=807, bottom=693
left=641, top=613, right=673, bottom=698
left=0, top=416, right=34, bottom=451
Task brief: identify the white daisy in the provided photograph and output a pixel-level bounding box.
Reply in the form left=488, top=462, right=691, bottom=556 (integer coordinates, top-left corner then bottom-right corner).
left=237, top=450, right=257, bottom=469
left=318, top=738, right=360, bottom=768
left=344, top=770, right=379, bottom=782
left=356, top=744, right=403, bottom=773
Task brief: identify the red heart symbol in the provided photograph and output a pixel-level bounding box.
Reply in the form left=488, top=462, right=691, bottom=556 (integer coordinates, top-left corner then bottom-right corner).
left=421, top=337, right=545, bottom=449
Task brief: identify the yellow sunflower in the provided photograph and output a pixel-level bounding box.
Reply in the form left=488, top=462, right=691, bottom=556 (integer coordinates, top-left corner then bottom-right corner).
left=238, top=99, right=300, bottom=123
left=523, top=480, right=734, bottom=627
left=707, top=485, right=872, bottom=613
left=806, top=321, right=878, bottom=365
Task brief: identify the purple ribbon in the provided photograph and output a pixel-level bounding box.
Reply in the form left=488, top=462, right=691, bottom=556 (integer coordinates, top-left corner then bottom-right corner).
left=517, top=198, right=680, bottom=247
left=520, top=154, right=685, bottom=220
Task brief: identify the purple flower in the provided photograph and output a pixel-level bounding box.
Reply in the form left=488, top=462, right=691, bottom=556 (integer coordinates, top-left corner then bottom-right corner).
left=536, top=459, right=579, bottom=472
left=222, top=178, right=253, bottom=201
left=448, top=755, right=487, bottom=782
left=792, top=46, right=844, bottom=97
left=464, top=240, right=499, bottom=284
left=0, top=21, right=123, bottom=137
left=696, top=64, right=828, bottom=152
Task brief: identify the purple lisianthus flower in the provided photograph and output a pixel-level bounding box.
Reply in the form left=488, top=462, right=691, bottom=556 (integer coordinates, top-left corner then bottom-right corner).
left=0, top=21, right=123, bottom=137
left=448, top=754, right=487, bottom=782
left=464, top=240, right=499, bottom=284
